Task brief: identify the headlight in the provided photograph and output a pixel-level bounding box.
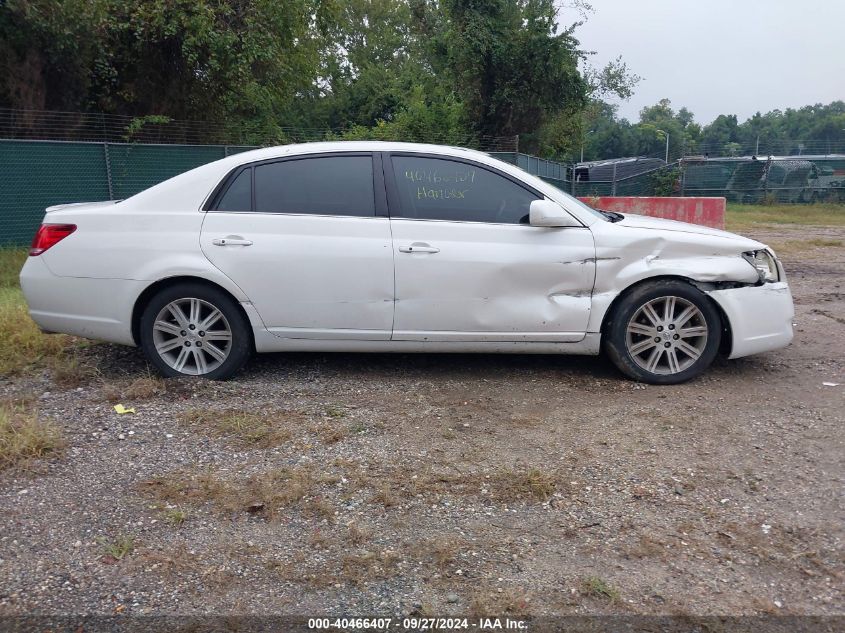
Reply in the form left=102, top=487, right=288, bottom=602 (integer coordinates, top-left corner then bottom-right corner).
left=743, top=249, right=779, bottom=282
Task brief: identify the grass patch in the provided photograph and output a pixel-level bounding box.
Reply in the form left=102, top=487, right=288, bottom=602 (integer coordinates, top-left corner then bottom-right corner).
left=140, top=466, right=340, bottom=518
left=102, top=375, right=167, bottom=403
left=358, top=463, right=564, bottom=505
left=340, top=549, right=401, bottom=585
left=181, top=409, right=295, bottom=448
left=726, top=202, right=845, bottom=231
left=0, top=400, right=64, bottom=470
left=0, top=247, right=27, bottom=289
left=765, top=237, right=844, bottom=257
left=49, top=353, right=100, bottom=387
left=315, top=422, right=349, bottom=445
left=413, top=536, right=462, bottom=569
left=0, top=248, right=84, bottom=378
left=469, top=587, right=532, bottom=617
left=159, top=507, right=188, bottom=526
left=489, top=468, right=558, bottom=502
left=581, top=576, right=620, bottom=602
left=324, top=404, right=347, bottom=419
left=97, top=534, right=135, bottom=561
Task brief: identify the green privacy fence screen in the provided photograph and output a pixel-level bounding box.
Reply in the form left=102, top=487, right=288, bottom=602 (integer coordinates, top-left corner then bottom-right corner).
left=0, top=140, right=257, bottom=246
left=0, top=140, right=571, bottom=246
left=4, top=139, right=842, bottom=247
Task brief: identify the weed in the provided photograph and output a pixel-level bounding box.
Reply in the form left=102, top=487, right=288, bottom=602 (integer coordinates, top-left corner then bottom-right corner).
left=370, top=484, right=398, bottom=507
left=160, top=507, right=187, bottom=526
left=346, top=522, right=374, bottom=545
left=340, top=549, right=401, bottom=584
left=98, top=534, right=135, bottom=561
left=488, top=468, right=559, bottom=502
left=414, top=536, right=460, bottom=569
left=325, top=405, right=347, bottom=419
left=49, top=353, right=99, bottom=388
left=469, top=587, right=532, bottom=617
left=582, top=576, right=620, bottom=602
left=305, top=497, right=336, bottom=522
left=0, top=400, right=64, bottom=470
left=140, top=465, right=337, bottom=519
left=181, top=409, right=293, bottom=448
left=315, top=423, right=348, bottom=445
left=0, top=290, right=73, bottom=377
left=102, top=375, right=166, bottom=403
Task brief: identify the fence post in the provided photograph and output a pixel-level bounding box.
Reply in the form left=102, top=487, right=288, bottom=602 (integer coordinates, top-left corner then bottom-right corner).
left=680, top=162, right=686, bottom=197
left=611, top=162, right=618, bottom=196
left=103, top=142, right=114, bottom=200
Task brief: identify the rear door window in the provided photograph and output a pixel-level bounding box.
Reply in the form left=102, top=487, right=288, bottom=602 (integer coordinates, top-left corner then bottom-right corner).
left=254, top=156, right=375, bottom=216
left=212, top=155, right=376, bottom=216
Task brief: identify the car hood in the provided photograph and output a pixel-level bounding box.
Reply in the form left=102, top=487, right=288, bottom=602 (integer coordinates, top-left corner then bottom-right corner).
left=616, top=213, right=765, bottom=250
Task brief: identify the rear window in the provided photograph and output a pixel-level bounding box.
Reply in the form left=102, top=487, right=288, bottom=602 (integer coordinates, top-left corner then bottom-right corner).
left=215, top=169, right=252, bottom=211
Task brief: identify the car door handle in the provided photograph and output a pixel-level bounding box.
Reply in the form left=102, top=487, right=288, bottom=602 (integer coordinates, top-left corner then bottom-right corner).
left=212, top=237, right=253, bottom=246
left=398, top=242, right=440, bottom=254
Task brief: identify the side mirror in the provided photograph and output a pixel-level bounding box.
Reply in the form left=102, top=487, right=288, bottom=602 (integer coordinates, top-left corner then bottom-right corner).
left=529, top=198, right=580, bottom=227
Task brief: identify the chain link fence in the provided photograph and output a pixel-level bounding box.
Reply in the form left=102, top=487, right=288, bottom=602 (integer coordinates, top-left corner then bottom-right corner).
left=2, top=108, right=844, bottom=246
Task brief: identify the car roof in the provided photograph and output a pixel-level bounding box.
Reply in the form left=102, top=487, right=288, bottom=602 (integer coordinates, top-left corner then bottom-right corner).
left=118, top=141, right=598, bottom=227
left=224, top=141, right=492, bottom=164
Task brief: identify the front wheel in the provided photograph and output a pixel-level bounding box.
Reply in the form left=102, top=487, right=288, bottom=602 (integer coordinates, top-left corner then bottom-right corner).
left=139, top=283, right=252, bottom=379
left=603, top=280, right=722, bottom=385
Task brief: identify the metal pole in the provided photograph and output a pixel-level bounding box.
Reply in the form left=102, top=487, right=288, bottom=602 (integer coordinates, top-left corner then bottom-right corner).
left=103, top=142, right=114, bottom=200
left=755, top=135, right=760, bottom=155
left=665, top=133, right=670, bottom=164
left=611, top=162, right=617, bottom=196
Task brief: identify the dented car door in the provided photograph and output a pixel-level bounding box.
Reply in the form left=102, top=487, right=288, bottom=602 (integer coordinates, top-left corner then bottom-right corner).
left=385, top=153, right=596, bottom=342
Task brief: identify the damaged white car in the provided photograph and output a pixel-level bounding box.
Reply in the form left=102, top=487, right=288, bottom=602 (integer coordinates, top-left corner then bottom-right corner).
left=20, top=142, right=794, bottom=384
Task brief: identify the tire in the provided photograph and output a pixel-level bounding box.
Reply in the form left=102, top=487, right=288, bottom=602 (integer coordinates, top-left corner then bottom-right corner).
left=139, top=282, right=252, bottom=379
left=603, top=280, right=722, bottom=385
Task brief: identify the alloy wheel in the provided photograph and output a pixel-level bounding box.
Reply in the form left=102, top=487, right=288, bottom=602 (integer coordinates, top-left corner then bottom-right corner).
left=151, top=298, right=232, bottom=375
left=625, top=295, right=708, bottom=375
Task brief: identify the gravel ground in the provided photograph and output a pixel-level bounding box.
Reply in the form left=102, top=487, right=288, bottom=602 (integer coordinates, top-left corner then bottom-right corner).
left=0, top=224, right=843, bottom=619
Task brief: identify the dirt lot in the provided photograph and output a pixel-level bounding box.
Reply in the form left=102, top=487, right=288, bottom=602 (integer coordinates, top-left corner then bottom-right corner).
left=0, top=222, right=843, bottom=621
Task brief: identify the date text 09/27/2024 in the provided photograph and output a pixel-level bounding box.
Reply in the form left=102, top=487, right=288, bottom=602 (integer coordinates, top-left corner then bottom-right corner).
left=308, top=617, right=529, bottom=630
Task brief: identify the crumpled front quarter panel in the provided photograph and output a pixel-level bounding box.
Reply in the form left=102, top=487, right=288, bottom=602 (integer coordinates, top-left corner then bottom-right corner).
left=586, top=222, right=761, bottom=332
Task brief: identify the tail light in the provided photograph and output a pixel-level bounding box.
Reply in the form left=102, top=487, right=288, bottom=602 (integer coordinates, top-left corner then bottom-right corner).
left=29, top=223, right=77, bottom=256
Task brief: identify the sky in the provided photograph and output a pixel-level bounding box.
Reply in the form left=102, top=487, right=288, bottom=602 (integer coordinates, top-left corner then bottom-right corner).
left=571, top=0, right=845, bottom=125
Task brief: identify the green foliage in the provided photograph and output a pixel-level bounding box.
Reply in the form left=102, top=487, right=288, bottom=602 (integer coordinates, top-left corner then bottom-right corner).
left=650, top=165, right=680, bottom=197
left=5, top=1, right=839, bottom=163
left=124, top=115, right=173, bottom=141
left=0, top=0, right=601, bottom=153
left=578, top=98, right=845, bottom=164
left=437, top=0, right=587, bottom=147
left=1, top=0, right=325, bottom=122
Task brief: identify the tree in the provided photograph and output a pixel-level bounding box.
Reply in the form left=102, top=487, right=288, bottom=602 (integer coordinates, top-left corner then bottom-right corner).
left=438, top=0, right=587, bottom=149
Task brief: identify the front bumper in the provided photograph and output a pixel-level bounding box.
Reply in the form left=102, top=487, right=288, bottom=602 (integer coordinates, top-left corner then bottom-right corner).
left=706, top=282, right=794, bottom=359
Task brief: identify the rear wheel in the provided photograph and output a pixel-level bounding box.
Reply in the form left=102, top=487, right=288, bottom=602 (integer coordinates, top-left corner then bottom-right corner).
left=139, top=283, right=251, bottom=379
left=603, top=280, right=722, bottom=384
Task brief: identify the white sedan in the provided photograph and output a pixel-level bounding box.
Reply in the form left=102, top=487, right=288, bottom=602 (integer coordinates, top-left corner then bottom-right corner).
left=20, top=142, right=794, bottom=384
